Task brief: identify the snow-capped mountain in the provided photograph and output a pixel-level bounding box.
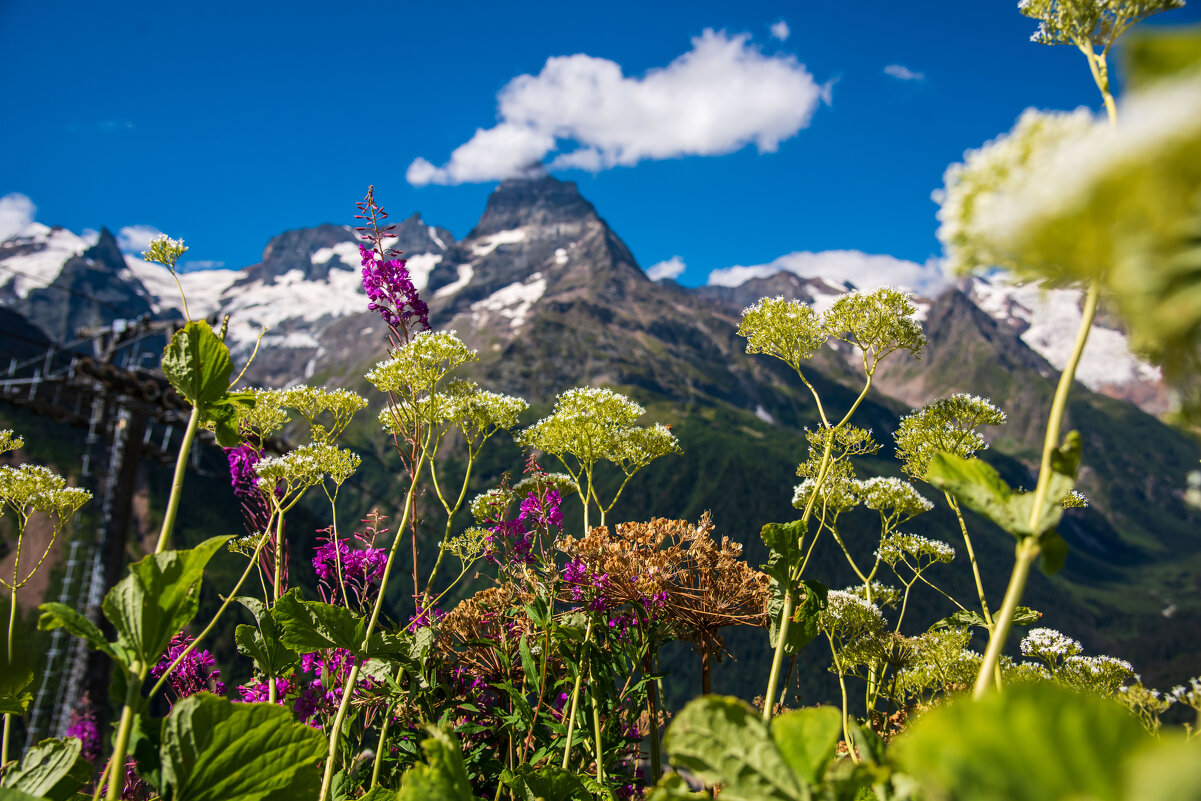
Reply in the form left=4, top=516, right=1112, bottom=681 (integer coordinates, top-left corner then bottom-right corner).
left=0, top=176, right=1172, bottom=417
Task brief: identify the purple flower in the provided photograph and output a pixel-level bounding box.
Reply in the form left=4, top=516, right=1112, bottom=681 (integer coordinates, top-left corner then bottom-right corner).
left=360, top=245, right=430, bottom=333
left=407, top=604, right=446, bottom=632
left=517, top=489, right=563, bottom=529
left=65, top=693, right=100, bottom=762
left=150, top=634, right=224, bottom=701
left=313, top=531, right=387, bottom=607
left=224, top=444, right=263, bottom=499
left=236, top=677, right=289, bottom=704
left=484, top=519, right=534, bottom=566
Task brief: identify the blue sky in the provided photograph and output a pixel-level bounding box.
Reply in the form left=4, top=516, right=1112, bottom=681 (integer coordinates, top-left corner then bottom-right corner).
left=1, top=0, right=1197, bottom=289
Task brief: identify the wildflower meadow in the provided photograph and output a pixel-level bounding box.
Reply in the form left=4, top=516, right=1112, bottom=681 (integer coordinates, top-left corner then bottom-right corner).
left=3, top=2, right=1201, bottom=800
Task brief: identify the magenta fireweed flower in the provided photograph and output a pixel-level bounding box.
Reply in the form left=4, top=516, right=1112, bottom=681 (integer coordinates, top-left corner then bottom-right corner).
left=150, top=633, right=224, bottom=700
left=64, top=693, right=100, bottom=762
left=237, top=677, right=290, bottom=704
left=312, top=530, right=387, bottom=607
left=294, top=649, right=376, bottom=727
left=225, top=444, right=263, bottom=499
left=518, top=489, right=563, bottom=528
left=484, top=518, right=535, bottom=565
left=407, top=603, right=447, bottom=632
left=360, top=244, right=430, bottom=332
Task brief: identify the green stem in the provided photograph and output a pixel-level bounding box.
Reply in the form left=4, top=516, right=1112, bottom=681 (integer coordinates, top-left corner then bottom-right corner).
left=154, top=405, right=201, bottom=554
left=762, top=590, right=794, bottom=722
left=829, top=642, right=858, bottom=764
left=973, top=281, right=1101, bottom=697
left=947, top=494, right=992, bottom=626
left=561, top=617, right=594, bottom=771
left=591, top=676, right=605, bottom=784
left=371, top=698, right=397, bottom=789
left=972, top=540, right=1038, bottom=698
left=2, top=585, right=15, bottom=768
left=273, top=507, right=284, bottom=604
left=318, top=449, right=428, bottom=801
left=149, top=527, right=273, bottom=699
left=104, top=665, right=145, bottom=799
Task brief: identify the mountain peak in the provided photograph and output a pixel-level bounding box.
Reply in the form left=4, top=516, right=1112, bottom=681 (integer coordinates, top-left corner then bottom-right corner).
left=469, top=175, right=599, bottom=239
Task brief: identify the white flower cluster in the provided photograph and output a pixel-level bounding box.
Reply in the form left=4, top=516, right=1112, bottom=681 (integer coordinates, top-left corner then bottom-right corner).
left=876, top=531, right=955, bottom=568
left=792, top=476, right=859, bottom=513
left=1061, top=489, right=1089, bottom=509
left=860, top=477, right=934, bottom=518
left=1020, top=627, right=1083, bottom=662
left=255, top=443, right=361, bottom=492
left=844, top=580, right=903, bottom=610
left=141, top=234, right=188, bottom=271
left=894, top=393, right=1006, bottom=481
left=282, top=385, right=368, bottom=443
left=470, top=487, right=517, bottom=524
left=0, top=463, right=92, bottom=517
left=0, top=430, right=24, bottom=455
left=820, top=589, right=886, bottom=641
left=240, top=388, right=291, bottom=441
left=366, top=330, right=478, bottom=394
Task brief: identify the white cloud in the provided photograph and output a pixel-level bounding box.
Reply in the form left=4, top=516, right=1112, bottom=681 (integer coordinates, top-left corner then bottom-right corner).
left=117, top=224, right=165, bottom=254
left=646, top=255, right=686, bottom=281
left=707, top=250, right=948, bottom=295
left=0, top=193, right=36, bottom=242
left=80, top=228, right=101, bottom=246
left=884, top=64, right=925, bottom=81
left=179, top=259, right=225, bottom=272
left=407, top=29, right=826, bottom=186
left=770, top=20, right=790, bottom=41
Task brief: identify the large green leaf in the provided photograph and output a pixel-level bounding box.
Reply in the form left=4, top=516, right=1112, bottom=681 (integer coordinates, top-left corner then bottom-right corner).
left=0, top=789, right=49, bottom=801
left=272, top=589, right=366, bottom=654
left=662, top=695, right=806, bottom=801
left=0, top=738, right=90, bottom=801
left=161, top=321, right=234, bottom=408
left=159, top=693, right=325, bottom=801
left=1123, top=735, right=1201, bottom=801
left=102, top=537, right=229, bottom=669
left=37, top=603, right=114, bottom=659
left=770, top=706, right=842, bottom=787
left=500, top=764, right=592, bottom=801
left=1123, top=28, right=1201, bottom=90
left=925, top=453, right=1019, bottom=534
left=396, top=727, right=474, bottom=801
left=930, top=606, right=1041, bottom=632
left=760, top=520, right=806, bottom=587
left=892, top=683, right=1150, bottom=801
left=234, top=597, right=298, bottom=679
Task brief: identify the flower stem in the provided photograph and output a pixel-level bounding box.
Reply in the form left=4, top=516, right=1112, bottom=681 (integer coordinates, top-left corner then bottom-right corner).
left=2, top=585, right=15, bottom=767
left=154, top=405, right=201, bottom=554
left=561, top=616, right=594, bottom=771
left=104, top=665, right=145, bottom=799
left=972, top=280, right=1101, bottom=697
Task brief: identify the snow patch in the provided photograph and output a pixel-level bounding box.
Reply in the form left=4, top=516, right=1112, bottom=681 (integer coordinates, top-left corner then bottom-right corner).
left=405, top=253, right=442, bottom=292
left=434, top=264, right=474, bottom=299
left=0, top=223, right=90, bottom=298
left=554, top=248, right=568, bottom=265
left=755, top=405, right=774, bottom=424
left=221, top=267, right=369, bottom=354
left=970, top=276, right=1160, bottom=390
left=471, top=272, right=546, bottom=328
left=311, top=241, right=361, bottom=270
left=122, top=256, right=240, bottom=320
left=471, top=228, right=527, bottom=258
left=428, top=226, right=447, bottom=250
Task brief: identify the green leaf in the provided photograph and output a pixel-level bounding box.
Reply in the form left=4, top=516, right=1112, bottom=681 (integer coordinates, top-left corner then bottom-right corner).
left=645, top=774, right=709, bottom=801
left=161, top=321, right=234, bottom=408
left=37, top=603, right=114, bottom=659
left=102, top=536, right=229, bottom=669
left=1039, top=530, right=1069, bottom=575
left=0, top=789, right=50, bottom=801
left=0, top=738, right=90, bottom=801
left=128, top=706, right=164, bottom=794
left=159, top=693, right=325, bottom=801
left=770, top=706, right=842, bottom=786
left=761, top=521, right=806, bottom=587
left=0, top=625, right=37, bottom=714
left=930, top=606, right=1041, bottom=632
left=396, top=727, right=474, bottom=801
left=206, top=391, right=257, bottom=448
left=359, top=788, right=398, bottom=801
left=925, top=452, right=1019, bottom=534
left=519, top=635, right=539, bottom=691
left=1123, top=28, right=1201, bottom=91
left=769, top=580, right=827, bottom=656
left=233, top=596, right=298, bottom=679
left=500, top=764, right=592, bottom=801
left=892, top=683, right=1150, bottom=801
left=662, top=695, right=806, bottom=801
left=1123, top=735, right=1201, bottom=801
left=272, top=589, right=366, bottom=655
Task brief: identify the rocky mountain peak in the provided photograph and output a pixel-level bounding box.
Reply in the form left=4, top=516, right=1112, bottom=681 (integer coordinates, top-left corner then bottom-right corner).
left=469, top=175, right=599, bottom=239
left=84, top=227, right=124, bottom=268
left=237, top=223, right=358, bottom=287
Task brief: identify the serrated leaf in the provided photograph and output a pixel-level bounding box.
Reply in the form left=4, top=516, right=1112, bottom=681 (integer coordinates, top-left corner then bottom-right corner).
left=892, top=683, right=1149, bottom=801
left=662, top=695, right=806, bottom=801
left=272, top=588, right=365, bottom=655
left=159, top=693, right=325, bottom=801
left=769, top=580, right=827, bottom=656
left=396, top=727, right=474, bottom=801
left=37, top=603, right=114, bottom=659
left=500, top=764, right=592, bottom=801
left=770, top=706, right=842, bottom=786
left=161, top=321, right=234, bottom=408
left=0, top=738, right=90, bottom=801
left=233, top=596, right=298, bottom=679
left=761, top=521, right=806, bottom=587
left=102, top=536, right=229, bottom=669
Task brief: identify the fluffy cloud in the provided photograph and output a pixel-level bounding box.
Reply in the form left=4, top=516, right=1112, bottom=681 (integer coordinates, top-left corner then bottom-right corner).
left=408, top=29, right=827, bottom=186
left=0, top=193, right=36, bottom=242
left=884, top=64, right=925, bottom=81
left=116, top=224, right=165, bottom=254
left=646, top=255, right=686, bottom=281
left=770, top=20, right=790, bottom=41
left=707, top=250, right=948, bottom=295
